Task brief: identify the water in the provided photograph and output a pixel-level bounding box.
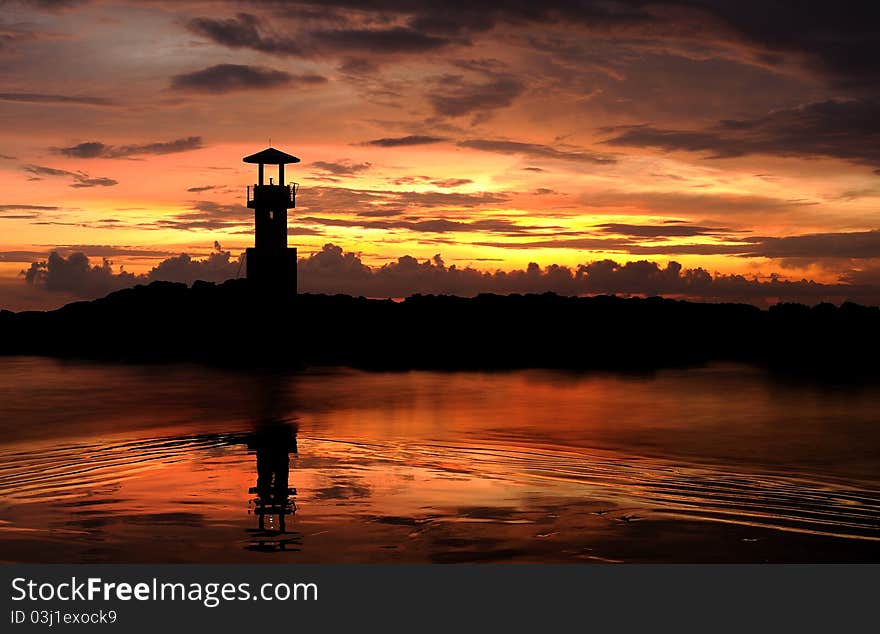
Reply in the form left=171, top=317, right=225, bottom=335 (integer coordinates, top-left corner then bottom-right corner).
left=0, top=357, right=878, bottom=563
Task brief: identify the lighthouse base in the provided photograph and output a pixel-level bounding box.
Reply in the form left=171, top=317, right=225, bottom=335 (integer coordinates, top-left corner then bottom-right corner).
left=245, top=247, right=297, bottom=294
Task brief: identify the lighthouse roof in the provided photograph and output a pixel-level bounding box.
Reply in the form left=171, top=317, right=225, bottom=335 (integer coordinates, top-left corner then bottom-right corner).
left=243, top=147, right=301, bottom=165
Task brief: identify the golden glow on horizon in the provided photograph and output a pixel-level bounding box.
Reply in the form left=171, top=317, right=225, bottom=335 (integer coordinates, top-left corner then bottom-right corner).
left=2, top=1, right=879, bottom=310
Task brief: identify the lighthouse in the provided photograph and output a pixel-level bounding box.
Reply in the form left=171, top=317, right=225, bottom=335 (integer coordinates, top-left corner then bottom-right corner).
left=243, top=147, right=300, bottom=293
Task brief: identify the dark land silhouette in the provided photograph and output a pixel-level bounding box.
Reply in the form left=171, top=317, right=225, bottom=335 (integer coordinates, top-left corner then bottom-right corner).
left=1, top=279, right=878, bottom=376
left=3, top=148, right=877, bottom=376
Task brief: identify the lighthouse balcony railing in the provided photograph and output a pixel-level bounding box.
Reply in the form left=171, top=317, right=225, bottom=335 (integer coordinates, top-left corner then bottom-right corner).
left=247, top=182, right=298, bottom=208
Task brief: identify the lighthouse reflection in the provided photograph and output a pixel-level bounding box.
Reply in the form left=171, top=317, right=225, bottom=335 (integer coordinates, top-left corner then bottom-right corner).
left=244, top=419, right=302, bottom=552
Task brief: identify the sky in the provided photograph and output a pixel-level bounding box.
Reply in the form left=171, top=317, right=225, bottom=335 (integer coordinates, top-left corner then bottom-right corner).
left=1, top=0, right=879, bottom=310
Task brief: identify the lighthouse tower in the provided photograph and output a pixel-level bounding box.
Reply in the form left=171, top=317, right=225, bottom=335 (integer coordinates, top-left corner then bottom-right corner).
left=243, top=147, right=300, bottom=293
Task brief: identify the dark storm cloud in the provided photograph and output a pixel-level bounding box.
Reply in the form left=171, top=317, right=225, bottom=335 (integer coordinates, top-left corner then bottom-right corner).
left=0, top=92, right=114, bottom=106
left=686, top=2, right=880, bottom=91
left=23, top=164, right=117, bottom=188
left=362, top=135, right=448, bottom=147
left=603, top=99, right=880, bottom=169
left=302, top=2, right=880, bottom=90
left=170, top=64, right=302, bottom=93
left=28, top=2, right=880, bottom=94
left=459, top=139, right=616, bottom=164
left=312, top=160, right=372, bottom=175
left=55, top=137, right=204, bottom=159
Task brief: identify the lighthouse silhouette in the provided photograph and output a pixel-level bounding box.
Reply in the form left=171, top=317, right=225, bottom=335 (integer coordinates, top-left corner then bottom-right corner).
left=243, top=147, right=300, bottom=293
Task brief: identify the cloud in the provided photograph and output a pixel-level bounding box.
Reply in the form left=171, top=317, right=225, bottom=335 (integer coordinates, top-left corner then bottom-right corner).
left=22, top=165, right=69, bottom=178
left=683, top=3, right=880, bottom=92
left=26, top=2, right=880, bottom=96
left=431, top=178, right=473, bottom=188
left=292, top=244, right=880, bottom=306
left=603, top=99, right=880, bottom=169
left=428, top=74, right=524, bottom=118
left=48, top=245, right=174, bottom=258
left=0, top=212, right=42, bottom=220
left=362, top=135, right=448, bottom=147
left=0, top=204, right=58, bottom=220
left=1, top=245, right=172, bottom=263
left=596, top=223, right=734, bottom=238
left=743, top=230, right=880, bottom=260
left=55, top=137, right=204, bottom=159
left=313, top=26, right=454, bottom=55
left=16, top=0, right=89, bottom=10
left=187, top=13, right=454, bottom=58
left=578, top=189, right=814, bottom=217
left=472, top=227, right=880, bottom=261
left=459, top=139, right=616, bottom=164
left=312, top=160, right=372, bottom=175
left=17, top=242, right=880, bottom=308
left=150, top=200, right=250, bottom=232
left=23, top=242, right=241, bottom=299
left=389, top=175, right=472, bottom=187
left=301, top=216, right=559, bottom=235
left=186, top=13, right=305, bottom=56
left=297, top=184, right=510, bottom=216
left=70, top=176, right=117, bottom=188
left=23, top=251, right=137, bottom=297
left=0, top=92, right=114, bottom=106
left=23, top=164, right=117, bottom=188
left=170, top=64, right=302, bottom=93
left=145, top=242, right=242, bottom=285
left=0, top=204, right=59, bottom=211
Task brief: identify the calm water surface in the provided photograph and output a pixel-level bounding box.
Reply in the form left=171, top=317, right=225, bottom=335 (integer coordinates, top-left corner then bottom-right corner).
left=0, top=357, right=878, bottom=562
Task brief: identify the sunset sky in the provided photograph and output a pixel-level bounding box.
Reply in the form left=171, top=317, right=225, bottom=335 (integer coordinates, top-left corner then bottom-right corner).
left=2, top=0, right=879, bottom=309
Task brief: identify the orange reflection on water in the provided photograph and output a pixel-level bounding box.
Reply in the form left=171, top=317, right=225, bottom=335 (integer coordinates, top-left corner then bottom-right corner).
left=0, top=358, right=879, bottom=563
